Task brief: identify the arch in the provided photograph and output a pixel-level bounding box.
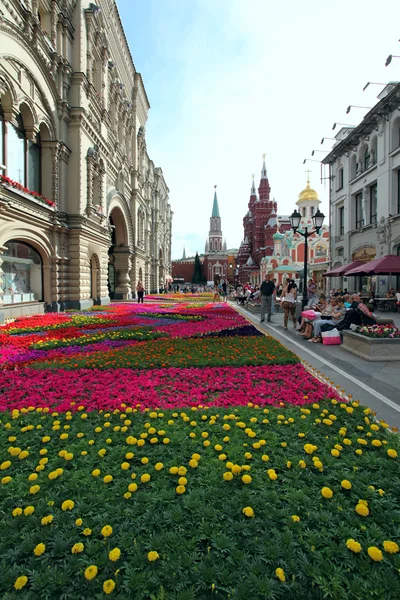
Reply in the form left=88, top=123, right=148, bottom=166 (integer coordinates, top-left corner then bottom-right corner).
left=109, top=206, right=129, bottom=247
left=107, top=191, right=133, bottom=247
left=0, top=225, right=54, bottom=306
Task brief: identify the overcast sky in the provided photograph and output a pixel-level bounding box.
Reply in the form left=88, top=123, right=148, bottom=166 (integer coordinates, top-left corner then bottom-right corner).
left=118, top=0, right=400, bottom=260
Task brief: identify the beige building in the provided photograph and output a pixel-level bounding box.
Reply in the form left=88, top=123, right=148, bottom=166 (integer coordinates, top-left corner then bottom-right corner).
left=0, top=0, right=172, bottom=320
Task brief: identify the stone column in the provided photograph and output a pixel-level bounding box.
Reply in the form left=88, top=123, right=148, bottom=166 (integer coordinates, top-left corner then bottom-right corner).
left=113, top=247, right=132, bottom=299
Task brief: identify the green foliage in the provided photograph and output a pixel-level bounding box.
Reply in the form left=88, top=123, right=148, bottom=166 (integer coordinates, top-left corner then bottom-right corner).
left=192, top=253, right=205, bottom=284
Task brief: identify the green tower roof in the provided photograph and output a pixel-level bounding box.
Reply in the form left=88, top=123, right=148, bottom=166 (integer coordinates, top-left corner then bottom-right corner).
left=212, top=190, right=220, bottom=218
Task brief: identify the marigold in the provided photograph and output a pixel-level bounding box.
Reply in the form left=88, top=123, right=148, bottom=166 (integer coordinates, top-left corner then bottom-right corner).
left=141, top=473, right=151, bottom=483
left=83, top=528, right=92, bottom=536
left=321, top=487, right=333, bottom=499
left=84, top=565, right=98, bottom=580
left=242, top=474, right=252, bottom=484
left=355, top=503, right=369, bottom=517
left=383, top=541, right=399, bottom=554
left=101, top=525, right=113, bottom=537
left=72, top=543, right=84, bottom=554
left=148, top=550, right=160, bottom=561
left=267, top=469, right=278, bottom=481
left=291, top=515, right=300, bottom=522
left=189, top=459, right=198, bottom=468
left=30, top=485, right=40, bottom=495
left=371, top=439, right=382, bottom=447
left=34, top=543, right=45, bottom=556
left=176, top=485, right=186, bottom=494
left=41, top=515, right=53, bottom=525
left=341, top=480, right=352, bottom=490
left=103, top=579, right=116, bottom=595
left=275, top=568, right=286, bottom=582
left=346, top=538, right=362, bottom=553
left=387, top=448, right=398, bottom=458
left=121, top=462, right=130, bottom=470
left=61, top=500, right=74, bottom=511
left=109, top=548, right=121, bottom=561
left=154, top=462, right=164, bottom=471
left=242, top=506, right=254, bottom=517
left=103, top=475, right=113, bottom=484
left=1, top=476, right=12, bottom=484
left=24, top=506, right=35, bottom=516
left=223, top=471, right=233, bottom=481
left=368, top=546, right=383, bottom=561
left=14, top=576, right=28, bottom=590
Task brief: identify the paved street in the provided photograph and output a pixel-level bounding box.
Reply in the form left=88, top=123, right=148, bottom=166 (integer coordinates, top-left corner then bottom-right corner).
left=234, top=303, right=400, bottom=429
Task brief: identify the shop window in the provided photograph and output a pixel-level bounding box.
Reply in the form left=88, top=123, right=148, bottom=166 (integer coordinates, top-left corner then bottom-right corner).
left=1, top=241, right=42, bottom=303
left=355, top=192, right=364, bottom=229
left=8, top=116, right=26, bottom=184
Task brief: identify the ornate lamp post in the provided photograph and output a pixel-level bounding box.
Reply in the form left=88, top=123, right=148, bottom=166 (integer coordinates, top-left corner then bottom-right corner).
left=289, top=209, right=325, bottom=308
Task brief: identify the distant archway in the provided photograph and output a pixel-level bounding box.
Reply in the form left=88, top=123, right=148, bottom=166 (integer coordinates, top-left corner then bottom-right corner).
left=90, top=254, right=100, bottom=301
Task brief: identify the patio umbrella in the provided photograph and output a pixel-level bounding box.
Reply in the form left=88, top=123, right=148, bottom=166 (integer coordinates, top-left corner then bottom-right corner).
left=323, top=260, right=364, bottom=277
left=345, top=255, right=400, bottom=276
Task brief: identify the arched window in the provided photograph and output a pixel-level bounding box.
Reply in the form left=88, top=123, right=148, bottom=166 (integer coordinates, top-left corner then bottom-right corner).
left=1, top=105, right=41, bottom=193
left=1, top=241, right=42, bottom=303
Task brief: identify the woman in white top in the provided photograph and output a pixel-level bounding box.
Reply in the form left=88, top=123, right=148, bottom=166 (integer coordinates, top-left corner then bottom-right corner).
left=281, top=279, right=297, bottom=330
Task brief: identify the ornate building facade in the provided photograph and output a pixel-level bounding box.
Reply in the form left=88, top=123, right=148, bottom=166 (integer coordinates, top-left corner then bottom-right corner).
left=260, top=179, right=329, bottom=290
left=0, top=0, right=172, bottom=319
left=236, top=157, right=290, bottom=284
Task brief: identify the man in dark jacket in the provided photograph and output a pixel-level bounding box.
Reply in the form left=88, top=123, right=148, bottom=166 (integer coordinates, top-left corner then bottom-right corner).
left=260, top=274, right=275, bottom=322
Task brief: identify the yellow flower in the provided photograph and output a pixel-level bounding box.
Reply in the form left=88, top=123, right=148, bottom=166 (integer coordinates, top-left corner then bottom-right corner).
left=141, top=473, right=151, bottom=483
left=13, top=507, right=23, bottom=517
left=128, top=483, right=138, bottom=492
left=192, top=453, right=201, bottom=461
left=178, top=466, right=187, bottom=476
left=178, top=477, right=187, bottom=486
left=387, top=449, right=398, bottom=458
left=371, top=439, right=382, bottom=447
left=61, top=500, right=74, bottom=511
left=368, top=546, right=383, bottom=561
left=267, top=469, right=278, bottom=481
left=148, top=550, right=160, bottom=561
left=92, top=469, right=101, bottom=477
left=242, top=474, right=252, bottom=484
left=346, top=538, right=362, bottom=553
left=1, top=476, right=12, bottom=484
left=355, top=503, right=369, bottom=517
left=304, top=444, right=317, bottom=455
left=275, top=568, right=286, bottom=582
left=154, top=462, right=164, bottom=471
left=341, top=480, right=352, bottom=490
left=169, top=466, right=179, bottom=475
left=189, top=459, right=198, bottom=468
left=103, top=475, right=113, bottom=484
left=71, top=543, right=84, bottom=554
left=321, top=487, right=333, bottom=499
left=34, top=543, right=45, bottom=556
left=141, top=457, right=149, bottom=465
left=109, top=548, right=121, bottom=561
left=75, top=518, right=83, bottom=526
left=41, top=515, right=53, bottom=525
left=121, top=462, right=130, bottom=470
left=101, top=525, right=113, bottom=538
left=30, top=484, right=40, bottom=495
left=14, top=576, right=28, bottom=590
left=383, top=541, right=399, bottom=554
left=24, top=506, right=35, bottom=516
left=18, top=451, right=29, bottom=460
left=298, top=459, right=307, bottom=468
left=84, top=565, right=98, bottom=580
left=0, top=460, right=11, bottom=470
left=176, top=485, right=186, bottom=494
left=223, top=471, right=233, bottom=481
left=231, top=464, right=242, bottom=474
left=242, top=506, right=254, bottom=517
left=291, top=515, right=300, bottom=522
left=83, top=528, right=92, bottom=536
left=103, top=579, right=116, bottom=595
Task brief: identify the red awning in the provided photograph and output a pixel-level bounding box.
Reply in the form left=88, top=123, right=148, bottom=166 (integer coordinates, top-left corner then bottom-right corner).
left=323, top=260, right=364, bottom=277
left=345, top=254, right=400, bottom=276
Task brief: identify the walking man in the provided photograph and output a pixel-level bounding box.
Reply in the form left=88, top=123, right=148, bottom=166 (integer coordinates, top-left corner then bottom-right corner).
left=260, top=274, right=275, bottom=323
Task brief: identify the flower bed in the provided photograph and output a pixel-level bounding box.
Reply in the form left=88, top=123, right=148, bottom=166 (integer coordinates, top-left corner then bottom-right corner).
left=355, top=324, right=400, bottom=338
left=0, top=299, right=399, bottom=598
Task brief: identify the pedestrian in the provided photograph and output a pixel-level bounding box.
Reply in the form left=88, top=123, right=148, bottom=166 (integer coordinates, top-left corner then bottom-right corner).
left=222, top=279, right=228, bottom=302
left=272, top=278, right=277, bottom=314
left=281, top=279, right=297, bottom=330
left=136, top=280, right=145, bottom=303
left=213, top=284, right=220, bottom=303
left=260, top=274, right=275, bottom=323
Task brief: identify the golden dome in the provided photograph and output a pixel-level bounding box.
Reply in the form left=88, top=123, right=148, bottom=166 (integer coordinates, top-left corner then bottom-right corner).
left=298, top=179, right=319, bottom=203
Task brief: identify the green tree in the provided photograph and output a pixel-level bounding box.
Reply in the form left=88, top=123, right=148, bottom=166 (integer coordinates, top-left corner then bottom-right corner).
left=191, top=252, right=205, bottom=283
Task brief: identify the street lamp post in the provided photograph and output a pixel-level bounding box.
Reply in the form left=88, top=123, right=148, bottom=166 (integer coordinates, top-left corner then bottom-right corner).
left=289, top=209, right=325, bottom=309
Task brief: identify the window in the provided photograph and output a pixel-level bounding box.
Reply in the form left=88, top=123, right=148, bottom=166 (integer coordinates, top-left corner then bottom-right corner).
left=336, top=247, right=344, bottom=257
left=355, top=192, right=364, bottom=229
left=338, top=206, right=344, bottom=235
left=337, top=168, right=344, bottom=190
left=0, top=241, right=42, bottom=303
left=364, top=148, right=370, bottom=171
left=0, top=108, right=42, bottom=193
left=310, top=206, right=315, bottom=217
left=370, top=183, right=377, bottom=224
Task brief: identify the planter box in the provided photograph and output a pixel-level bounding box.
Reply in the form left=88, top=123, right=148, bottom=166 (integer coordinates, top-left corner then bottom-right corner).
left=341, top=330, right=400, bottom=362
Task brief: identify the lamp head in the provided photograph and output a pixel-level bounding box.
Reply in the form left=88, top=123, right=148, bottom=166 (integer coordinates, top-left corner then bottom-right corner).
left=289, top=209, right=301, bottom=232
left=313, top=209, right=325, bottom=232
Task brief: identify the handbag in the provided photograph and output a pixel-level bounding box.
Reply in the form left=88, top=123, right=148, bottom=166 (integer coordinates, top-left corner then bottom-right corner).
left=321, top=328, right=341, bottom=345
left=302, top=310, right=318, bottom=320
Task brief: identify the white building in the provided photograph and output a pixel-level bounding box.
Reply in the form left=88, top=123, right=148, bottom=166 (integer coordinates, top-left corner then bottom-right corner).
left=322, top=82, right=400, bottom=293
left=0, top=0, right=172, bottom=320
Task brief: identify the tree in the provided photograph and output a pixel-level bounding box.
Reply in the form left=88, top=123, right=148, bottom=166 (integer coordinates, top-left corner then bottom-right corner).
left=191, top=252, right=205, bottom=284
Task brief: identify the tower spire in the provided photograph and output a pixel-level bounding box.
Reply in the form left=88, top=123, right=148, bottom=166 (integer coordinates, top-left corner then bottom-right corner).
left=250, top=174, right=257, bottom=196
left=212, top=185, right=220, bottom=217
left=261, top=153, right=268, bottom=180
left=182, top=246, right=186, bottom=260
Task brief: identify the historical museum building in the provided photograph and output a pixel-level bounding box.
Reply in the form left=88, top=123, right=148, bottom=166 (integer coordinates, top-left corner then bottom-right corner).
left=260, top=178, right=329, bottom=289
left=236, top=158, right=291, bottom=284
left=322, top=82, right=400, bottom=292
left=0, top=0, right=172, bottom=319
left=172, top=188, right=237, bottom=285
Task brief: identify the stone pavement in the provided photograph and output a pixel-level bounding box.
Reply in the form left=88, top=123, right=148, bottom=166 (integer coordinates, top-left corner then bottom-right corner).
left=234, top=303, right=400, bottom=429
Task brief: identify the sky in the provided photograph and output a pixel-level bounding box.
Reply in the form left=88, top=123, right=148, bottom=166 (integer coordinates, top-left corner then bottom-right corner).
left=117, top=0, right=400, bottom=260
